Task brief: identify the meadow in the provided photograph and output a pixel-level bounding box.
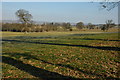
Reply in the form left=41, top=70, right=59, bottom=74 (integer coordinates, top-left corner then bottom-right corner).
left=1, top=31, right=120, bottom=79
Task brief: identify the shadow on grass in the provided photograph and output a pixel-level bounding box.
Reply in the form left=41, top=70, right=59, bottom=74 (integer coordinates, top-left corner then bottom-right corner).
left=71, top=38, right=120, bottom=42
left=2, top=56, right=80, bottom=80
left=2, top=39, right=120, bottom=51
left=3, top=53, right=107, bottom=78
left=69, top=34, right=97, bottom=36
left=3, top=52, right=119, bottom=79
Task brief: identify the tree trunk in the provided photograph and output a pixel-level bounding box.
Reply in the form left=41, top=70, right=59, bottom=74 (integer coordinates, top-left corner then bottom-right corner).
left=25, top=23, right=28, bottom=34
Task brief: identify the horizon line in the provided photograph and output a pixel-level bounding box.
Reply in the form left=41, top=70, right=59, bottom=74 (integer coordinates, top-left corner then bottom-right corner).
left=1, top=20, right=118, bottom=24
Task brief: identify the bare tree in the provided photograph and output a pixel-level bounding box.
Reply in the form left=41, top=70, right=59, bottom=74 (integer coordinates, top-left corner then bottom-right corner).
left=76, top=22, right=84, bottom=30
left=101, top=20, right=115, bottom=31
left=62, top=22, right=71, bottom=30
left=16, top=9, right=33, bottom=33
left=106, top=19, right=115, bottom=28
left=87, top=23, right=95, bottom=29
left=99, top=0, right=120, bottom=11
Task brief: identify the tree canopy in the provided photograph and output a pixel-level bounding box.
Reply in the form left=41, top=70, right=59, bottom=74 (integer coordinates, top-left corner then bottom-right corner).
left=16, top=9, right=33, bottom=24
left=76, top=22, right=84, bottom=29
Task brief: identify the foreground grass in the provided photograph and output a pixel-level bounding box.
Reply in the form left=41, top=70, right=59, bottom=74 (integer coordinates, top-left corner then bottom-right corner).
left=2, top=31, right=120, bottom=79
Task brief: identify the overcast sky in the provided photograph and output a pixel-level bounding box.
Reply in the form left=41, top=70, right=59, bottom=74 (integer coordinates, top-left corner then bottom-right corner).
left=2, top=2, right=118, bottom=24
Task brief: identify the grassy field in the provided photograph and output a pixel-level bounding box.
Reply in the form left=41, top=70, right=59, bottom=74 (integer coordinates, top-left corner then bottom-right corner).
left=1, top=31, right=120, bottom=79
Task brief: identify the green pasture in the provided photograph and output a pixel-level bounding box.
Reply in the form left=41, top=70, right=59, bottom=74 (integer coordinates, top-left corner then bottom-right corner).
left=1, top=31, right=120, bottom=79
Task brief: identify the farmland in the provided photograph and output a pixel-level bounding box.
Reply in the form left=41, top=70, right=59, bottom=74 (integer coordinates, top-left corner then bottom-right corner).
left=1, top=31, right=120, bottom=79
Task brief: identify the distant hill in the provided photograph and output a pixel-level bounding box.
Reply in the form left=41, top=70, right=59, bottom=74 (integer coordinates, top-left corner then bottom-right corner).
left=1, top=20, right=77, bottom=25
left=1, top=20, right=18, bottom=23
left=1, top=20, right=104, bottom=26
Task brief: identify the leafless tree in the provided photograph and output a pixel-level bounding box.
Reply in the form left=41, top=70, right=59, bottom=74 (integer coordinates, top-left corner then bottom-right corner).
left=16, top=9, right=33, bottom=33
left=99, top=0, right=120, bottom=11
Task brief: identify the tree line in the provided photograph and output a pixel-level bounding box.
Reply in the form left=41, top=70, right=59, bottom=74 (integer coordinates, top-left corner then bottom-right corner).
left=2, top=9, right=116, bottom=32
left=2, top=21, right=116, bottom=32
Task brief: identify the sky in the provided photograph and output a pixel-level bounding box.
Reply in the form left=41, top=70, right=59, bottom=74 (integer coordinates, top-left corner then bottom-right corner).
left=2, top=2, right=118, bottom=24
